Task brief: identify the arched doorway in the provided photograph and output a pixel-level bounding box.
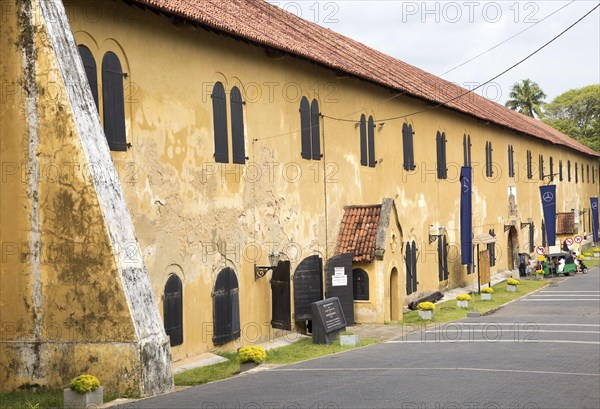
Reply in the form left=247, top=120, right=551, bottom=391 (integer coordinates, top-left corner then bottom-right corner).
left=163, top=274, right=183, bottom=347
left=212, top=267, right=240, bottom=346
left=507, top=226, right=519, bottom=270
left=390, top=267, right=400, bottom=321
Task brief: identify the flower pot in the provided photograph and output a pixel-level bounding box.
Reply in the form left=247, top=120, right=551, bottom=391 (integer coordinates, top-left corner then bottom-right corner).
left=481, top=293, right=492, bottom=301
left=64, top=386, right=103, bottom=409
left=507, top=284, right=517, bottom=292
left=594, top=252, right=599, bottom=258
left=536, top=274, right=544, bottom=280
left=339, top=334, right=361, bottom=346
left=418, top=310, right=433, bottom=320
left=239, top=362, right=262, bottom=373
left=457, top=300, right=469, bottom=309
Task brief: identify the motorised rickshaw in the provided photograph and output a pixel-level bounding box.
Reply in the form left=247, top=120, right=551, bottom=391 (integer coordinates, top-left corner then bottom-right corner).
left=542, top=252, right=577, bottom=276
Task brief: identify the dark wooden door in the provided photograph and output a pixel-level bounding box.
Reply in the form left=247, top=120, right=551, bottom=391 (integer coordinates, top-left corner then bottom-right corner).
left=271, top=261, right=291, bottom=330
left=325, top=253, right=354, bottom=325
left=212, top=267, right=240, bottom=346
left=293, top=255, right=323, bottom=321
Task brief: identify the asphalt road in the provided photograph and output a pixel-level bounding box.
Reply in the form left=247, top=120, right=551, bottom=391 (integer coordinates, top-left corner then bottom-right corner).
left=124, top=268, right=600, bottom=409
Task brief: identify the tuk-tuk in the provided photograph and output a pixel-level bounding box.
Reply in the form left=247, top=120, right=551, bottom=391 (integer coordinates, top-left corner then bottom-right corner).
left=543, top=252, right=577, bottom=276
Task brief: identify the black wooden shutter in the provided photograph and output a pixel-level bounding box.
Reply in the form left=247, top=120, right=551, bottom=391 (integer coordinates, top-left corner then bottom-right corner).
left=78, top=45, right=99, bottom=110
left=411, top=241, right=418, bottom=292
left=212, top=82, right=229, bottom=163
left=559, top=160, right=563, bottom=181
left=568, top=160, right=571, bottom=181
left=587, top=165, right=589, bottom=183
left=406, top=241, right=417, bottom=295
left=101, top=52, right=127, bottom=151
left=549, top=157, right=554, bottom=181
left=508, top=145, right=514, bottom=177
left=539, top=155, right=544, bottom=180
left=436, top=132, right=442, bottom=179
left=212, top=267, right=240, bottom=346
left=441, top=132, right=447, bottom=179
left=485, top=142, right=490, bottom=176
left=489, top=142, right=493, bottom=176
left=352, top=269, right=369, bottom=301
left=467, top=135, right=472, bottom=166
left=529, top=222, right=535, bottom=253
left=438, top=234, right=444, bottom=281
left=442, top=235, right=449, bottom=280
left=463, top=134, right=467, bottom=167
left=164, top=274, right=183, bottom=347
left=271, top=261, right=291, bottom=331
left=230, top=86, right=246, bottom=164
left=310, top=99, right=321, bottom=160
left=359, top=115, right=367, bottom=166
left=575, top=162, right=578, bottom=183
left=403, top=124, right=415, bottom=171
left=293, top=255, right=323, bottom=321
left=405, top=243, right=413, bottom=295
left=368, top=116, right=375, bottom=167
left=300, top=97, right=311, bottom=159
left=593, top=166, right=596, bottom=184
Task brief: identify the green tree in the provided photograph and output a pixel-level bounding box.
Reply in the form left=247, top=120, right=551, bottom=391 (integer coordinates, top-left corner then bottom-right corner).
left=505, top=79, right=547, bottom=118
left=542, top=85, right=600, bottom=153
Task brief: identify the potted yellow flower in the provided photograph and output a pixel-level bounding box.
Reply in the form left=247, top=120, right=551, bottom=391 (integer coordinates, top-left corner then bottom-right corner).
left=417, top=301, right=436, bottom=320
left=506, top=278, right=520, bottom=292
left=456, top=294, right=471, bottom=309
left=238, top=346, right=267, bottom=373
left=480, top=287, right=494, bottom=300
left=64, top=374, right=102, bottom=409
left=535, top=269, right=544, bottom=280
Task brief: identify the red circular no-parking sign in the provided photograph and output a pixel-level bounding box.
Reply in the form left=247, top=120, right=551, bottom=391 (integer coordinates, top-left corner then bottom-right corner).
left=574, top=235, right=583, bottom=243
left=536, top=246, right=546, bottom=255
left=565, top=237, right=574, bottom=246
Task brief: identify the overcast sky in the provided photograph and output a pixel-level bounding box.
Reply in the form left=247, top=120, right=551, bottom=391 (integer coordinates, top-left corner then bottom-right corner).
left=272, top=1, right=600, bottom=105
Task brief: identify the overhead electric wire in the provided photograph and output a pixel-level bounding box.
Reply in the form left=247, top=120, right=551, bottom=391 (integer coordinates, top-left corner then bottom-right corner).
left=323, top=2, right=599, bottom=124
left=253, top=2, right=596, bottom=141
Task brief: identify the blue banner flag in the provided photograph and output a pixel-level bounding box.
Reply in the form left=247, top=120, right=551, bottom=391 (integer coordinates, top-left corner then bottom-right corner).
left=591, top=197, right=599, bottom=244
left=460, top=167, right=472, bottom=265
left=539, top=185, right=557, bottom=247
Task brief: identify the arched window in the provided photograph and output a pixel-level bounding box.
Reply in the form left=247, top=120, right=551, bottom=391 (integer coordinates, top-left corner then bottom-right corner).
left=212, top=82, right=228, bottom=163
left=299, top=98, right=321, bottom=160
left=352, top=268, right=369, bottom=300
left=101, top=52, right=127, bottom=151
left=359, top=114, right=367, bottom=166
left=164, top=274, right=183, bottom=347
left=300, top=97, right=311, bottom=159
left=463, top=134, right=472, bottom=167
left=212, top=267, right=240, bottom=346
left=78, top=45, right=98, bottom=110
left=230, top=86, right=245, bottom=164
left=403, top=123, right=415, bottom=171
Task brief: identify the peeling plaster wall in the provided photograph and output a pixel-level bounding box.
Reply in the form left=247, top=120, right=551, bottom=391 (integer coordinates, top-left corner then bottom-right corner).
left=6, top=0, right=597, bottom=368
left=0, top=0, right=172, bottom=395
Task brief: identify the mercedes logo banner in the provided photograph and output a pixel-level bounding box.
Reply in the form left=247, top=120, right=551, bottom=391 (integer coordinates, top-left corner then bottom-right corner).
left=460, top=166, right=473, bottom=265
left=539, top=185, right=557, bottom=248
left=591, top=197, right=599, bottom=244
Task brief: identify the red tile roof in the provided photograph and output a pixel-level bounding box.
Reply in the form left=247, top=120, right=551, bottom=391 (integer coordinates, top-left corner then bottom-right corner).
left=556, top=212, right=576, bottom=235
left=336, top=205, right=382, bottom=262
left=131, top=0, right=598, bottom=157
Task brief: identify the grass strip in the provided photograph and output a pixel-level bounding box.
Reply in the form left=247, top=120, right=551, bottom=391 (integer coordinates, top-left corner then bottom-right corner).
left=398, top=277, right=548, bottom=325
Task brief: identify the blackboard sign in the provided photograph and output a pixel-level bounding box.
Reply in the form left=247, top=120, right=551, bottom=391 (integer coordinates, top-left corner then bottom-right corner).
left=311, top=297, right=347, bottom=344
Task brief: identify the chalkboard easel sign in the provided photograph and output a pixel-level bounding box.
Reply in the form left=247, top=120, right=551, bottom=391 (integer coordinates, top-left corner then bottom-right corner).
left=311, top=297, right=347, bottom=345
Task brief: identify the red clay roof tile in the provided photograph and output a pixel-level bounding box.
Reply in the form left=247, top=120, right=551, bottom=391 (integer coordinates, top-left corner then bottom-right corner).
left=336, top=204, right=382, bottom=262
left=130, top=0, right=598, bottom=157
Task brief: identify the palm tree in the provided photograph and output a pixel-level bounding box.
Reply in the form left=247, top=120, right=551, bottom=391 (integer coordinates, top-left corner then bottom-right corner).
left=505, top=79, right=547, bottom=118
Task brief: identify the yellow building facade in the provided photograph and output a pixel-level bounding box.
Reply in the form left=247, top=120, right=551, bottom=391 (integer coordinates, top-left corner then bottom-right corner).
left=1, top=0, right=598, bottom=394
